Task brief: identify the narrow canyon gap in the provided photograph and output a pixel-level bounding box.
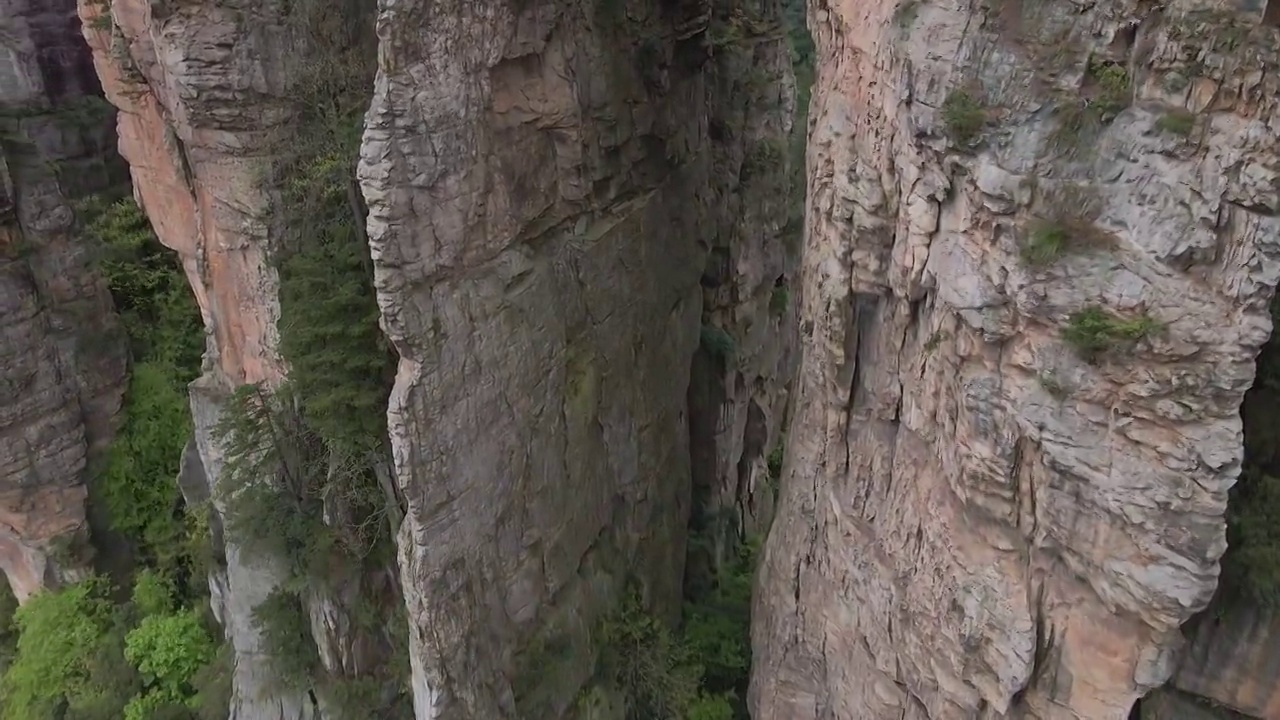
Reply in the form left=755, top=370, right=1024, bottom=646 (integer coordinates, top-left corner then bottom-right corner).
left=4, top=0, right=1280, bottom=717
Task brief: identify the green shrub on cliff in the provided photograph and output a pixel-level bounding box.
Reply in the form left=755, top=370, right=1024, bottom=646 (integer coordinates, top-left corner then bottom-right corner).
left=276, top=151, right=391, bottom=453
left=83, top=195, right=202, bottom=369
left=942, top=90, right=986, bottom=146
left=80, top=194, right=203, bottom=569
left=1063, top=306, right=1159, bottom=360
left=593, top=540, right=759, bottom=720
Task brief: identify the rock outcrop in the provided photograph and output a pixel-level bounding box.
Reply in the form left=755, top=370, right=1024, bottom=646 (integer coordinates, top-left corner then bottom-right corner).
left=1163, top=603, right=1280, bottom=718
left=0, top=0, right=127, bottom=601
left=360, top=0, right=795, bottom=715
left=77, top=0, right=321, bottom=715
left=79, top=0, right=795, bottom=716
left=753, top=0, right=1280, bottom=718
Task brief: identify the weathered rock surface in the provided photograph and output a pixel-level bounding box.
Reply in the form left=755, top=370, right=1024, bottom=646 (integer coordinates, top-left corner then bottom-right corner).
left=360, top=0, right=794, bottom=716
left=690, top=0, right=800, bottom=550
left=77, top=1, right=324, bottom=716
left=752, top=0, right=1280, bottom=718
left=1165, top=604, right=1280, bottom=718
left=78, top=0, right=796, bottom=716
left=0, top=0, right=127, bottom=601
left=1140, top=688, right=1248, bottom=720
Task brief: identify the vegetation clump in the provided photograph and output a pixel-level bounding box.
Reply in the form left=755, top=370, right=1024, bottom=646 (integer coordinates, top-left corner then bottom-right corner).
left=1088, top=58, right=1130, bottom=120
left=0, top=571, right=222, bottom=720
left=593, top=540, right=758, bottom=720
left=204, top=0, right=408, bottom=711
left=1019, top=217, right=1110, bottom=267
left=1224, top=295, right=1280, bottom=608
left=1155, top=109, right=1196, bottom=136
left=79, top=195, right=206, bottom=569
left=769, top=283, right=790, bottom=316
left=700, top=325, right=737, bottom=362
left=1063, top=305, right=1160, bottom=359
left=942, top=90, right=987, bottom=146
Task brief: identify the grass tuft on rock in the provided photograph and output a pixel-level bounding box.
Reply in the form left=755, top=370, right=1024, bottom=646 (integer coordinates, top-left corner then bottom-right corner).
left=1019, top=217, right=1111, bottom=267
left=1063, top=305, right=1160, bottom=360
left=1155, top=109, right=1195, bottom=136
left=942, top=90, right=986, bottom=146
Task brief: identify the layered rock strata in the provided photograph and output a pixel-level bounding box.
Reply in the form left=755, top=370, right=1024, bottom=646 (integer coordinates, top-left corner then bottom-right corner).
left=79, top=0, right=796, bottom=717
left=360, top=0, right=795, bottom=714
left=753, top=0, right=1280, bottom=718
left=78, top=0, right=332, bottom=716
left=0, top=0, right=127, bottom=601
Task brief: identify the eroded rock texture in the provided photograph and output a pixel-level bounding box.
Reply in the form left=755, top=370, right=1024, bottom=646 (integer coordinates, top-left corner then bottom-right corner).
left=360, top=0, right=794, bottom=716
left=0, top=0, right=127, bottom=601
left=78, top=1, right=331, bottom=716
left=753, top=0, right=1280, bottom=718
left=79, top=0, right=795, bottom=715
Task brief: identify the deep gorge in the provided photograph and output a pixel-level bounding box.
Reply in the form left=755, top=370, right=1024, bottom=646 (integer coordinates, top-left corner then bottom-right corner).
left=3, top=0, right=1280, bottom=718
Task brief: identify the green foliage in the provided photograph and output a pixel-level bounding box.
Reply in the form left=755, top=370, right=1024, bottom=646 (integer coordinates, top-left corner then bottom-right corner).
left=1063, top=306, right=1160, bottom=360
left=102, top=362, right=193, bottom=564
left=682, top=542, right=755, bottom=698
left=942, top=90, right=986, bottom=146
left=1050, top=98, right=1104, bottom=152
left=189, top=645, right=232, bottom=720
left=1088, top=59, right=1130, bottom=119
left=273, top=0, right=388, bottom=455
left=689, top=694, right=736, bottom=720
left=923, top=330, right=946, bottom=353
left=598, top=592, right=705, bottom=719
left=214, top=383, right=387, bottom=585
left=1021, top=222, right=1069, bottom=266
left=0, top=569, right=223, bottom=720
left=1156, top=109, right=1196, bottom=136
left=80, top=194, right=203, bottom=568
left=251, top=589, right=320, bottom=689
left=1222, top=469, right=1280, bottom=606
left=82, top=195, right=202, bottom=368
left=700, top=325, right=737, bottom=362
left=1225, top=295, right=1280, bottom=607
left=132, top=569, right=178, bottom=617
left=1037, top=371, right=1068, bottom=400
left=767, top=446, right=784, bottom=483
left=0, top=578, right=121, bottom=720
left=742, top=140, right=785, bottom=179
left=596, top=541, right=759, bottom=720
left=769, top=284, right=790, bottom=316
left=124, top=610, right=216, bottom=710
left=276, top=149, right=390, bottom=453
left=0, top=577, right=15, bottom=671
left=1020, top=218, right=1109, bottom=267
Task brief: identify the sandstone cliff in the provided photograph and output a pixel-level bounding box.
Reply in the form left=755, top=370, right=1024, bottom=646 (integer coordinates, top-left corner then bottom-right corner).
left=361, top=0, right=795, bottom=715
left=0, top=0, right=127, bottom=602
left=79, top=0, right=796, bottom=716
left=752, top=0, right=1280, bottom=718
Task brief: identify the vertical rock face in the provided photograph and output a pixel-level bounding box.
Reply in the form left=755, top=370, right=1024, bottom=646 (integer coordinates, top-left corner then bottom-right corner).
left=0, top=0, right=127, bottom=601
left=360, top=0, right=794, bottom=716
left=1166, top=605, right=1280, bottom=718
left=77, top=1, right=318, bottom=716
left=753, top=0, right=1280, bottom=718
left=80, top=0, right=795, bottom=716
left=690, top=0, right=799, bottom=547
